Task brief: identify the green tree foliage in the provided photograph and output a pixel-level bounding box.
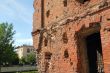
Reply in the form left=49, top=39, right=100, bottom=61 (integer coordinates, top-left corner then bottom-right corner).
left=19, top=53, right=36, bottom=65
left=26, top=53, right=36, bottom=65
left=0, top=23, right=16, bottom=66
left=19, top=57, right=26, bottom=65
left=12, top=53, right=19, bottom=65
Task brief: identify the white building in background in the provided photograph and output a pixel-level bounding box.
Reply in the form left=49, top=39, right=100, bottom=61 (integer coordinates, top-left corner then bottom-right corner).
left=16, top=45, right=36, bottom=59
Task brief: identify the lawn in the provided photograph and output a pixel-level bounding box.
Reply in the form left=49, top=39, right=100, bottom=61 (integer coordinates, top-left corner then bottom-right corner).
left=20, top=71, right=38, bottom=73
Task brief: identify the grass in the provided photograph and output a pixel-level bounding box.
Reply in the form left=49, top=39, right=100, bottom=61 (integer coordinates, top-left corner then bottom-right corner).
left=20, top=71, right=38, bottom=73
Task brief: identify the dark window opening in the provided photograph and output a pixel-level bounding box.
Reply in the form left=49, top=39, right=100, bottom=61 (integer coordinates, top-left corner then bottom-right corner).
left=46, top=10, right=50, bottom=17
left=86, top=32, right=104, bottom=73
left=77, top=0, right=89, bottom=4
left=64, top=50, right=69, bottom=58
left=44, top=38, right=48, bottom=46
left=62, top=32, right=68, bottom=44
left=63, top=0, right=67, bottom=7
left=45, top=52, right=52, bottom=60
left=27, top=48, right=30, bottom=53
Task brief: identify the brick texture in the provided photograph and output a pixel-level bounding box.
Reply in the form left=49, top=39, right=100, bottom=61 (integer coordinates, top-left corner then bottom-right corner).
left=32, top=0, right=110, bottom=73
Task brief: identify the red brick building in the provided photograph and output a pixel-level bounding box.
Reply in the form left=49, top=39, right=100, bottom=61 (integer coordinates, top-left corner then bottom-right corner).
left=32, top=0, right=110, bottom=73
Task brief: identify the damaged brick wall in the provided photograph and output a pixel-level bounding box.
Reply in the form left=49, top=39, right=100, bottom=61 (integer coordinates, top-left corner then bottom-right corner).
left=32, top=0, right=110, bottom=73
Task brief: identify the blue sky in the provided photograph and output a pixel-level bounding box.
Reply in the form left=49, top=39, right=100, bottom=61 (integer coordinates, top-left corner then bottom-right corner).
left=0, top=0, right=34, bottom=46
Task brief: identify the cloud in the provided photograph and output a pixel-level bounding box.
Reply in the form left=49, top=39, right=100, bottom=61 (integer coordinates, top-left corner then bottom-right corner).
left=0, top=0, right=34, bottom=46
left=14, top=32, right=33, bottom=46
left=14, top=32, right=22, bottom=38
left=0, top=0, right=33, bottom=25
left=14, top=38, right=33, bottom=46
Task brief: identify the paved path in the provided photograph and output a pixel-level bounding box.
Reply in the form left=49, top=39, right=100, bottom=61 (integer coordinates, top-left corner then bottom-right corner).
left=0, top=66, right=37, bottom=72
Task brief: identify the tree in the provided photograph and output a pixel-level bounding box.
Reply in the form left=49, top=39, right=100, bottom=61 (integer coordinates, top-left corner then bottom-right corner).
left=12, top=53, right=19, bottom=65
left=26, top=53, right=36, bottom=65
left=19, top=57, right=26, bottom=65
left=0, top=23, right=15, bottom=67
left=19, top=53, right=36, bottom=65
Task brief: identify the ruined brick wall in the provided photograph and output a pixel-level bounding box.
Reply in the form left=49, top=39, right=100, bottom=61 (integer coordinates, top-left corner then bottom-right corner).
left=32, top=0, right=110, bottom=73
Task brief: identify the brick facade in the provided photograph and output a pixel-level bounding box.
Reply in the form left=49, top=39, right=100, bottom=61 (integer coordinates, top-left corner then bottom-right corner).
left=32, top=0, right=110, bottom=73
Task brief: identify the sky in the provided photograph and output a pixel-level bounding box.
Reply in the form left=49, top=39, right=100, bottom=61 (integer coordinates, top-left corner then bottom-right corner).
left=0, top=0, right=34, bottom=46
